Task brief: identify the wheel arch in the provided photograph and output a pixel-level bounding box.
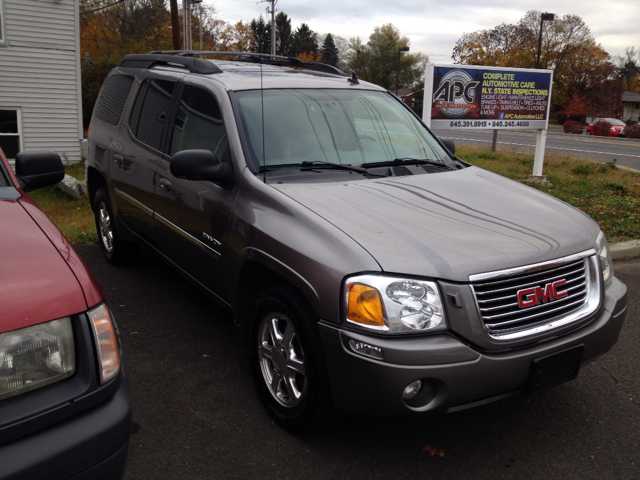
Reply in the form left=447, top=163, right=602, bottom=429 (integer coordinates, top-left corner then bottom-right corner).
left=234, top=253, right=321, bottom=339
left=87, top=166, right=107, bottom=212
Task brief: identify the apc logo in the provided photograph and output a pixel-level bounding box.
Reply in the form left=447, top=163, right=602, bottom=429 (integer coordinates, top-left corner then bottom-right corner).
left=433, top=69, right=480, bottom=118
left=517, top=280, right=568, bottom=308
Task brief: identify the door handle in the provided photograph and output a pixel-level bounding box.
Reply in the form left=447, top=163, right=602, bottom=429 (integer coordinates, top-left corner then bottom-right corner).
left=159, top=177, right=172, bottom=191
left=113, top=154, right=124, bottom=167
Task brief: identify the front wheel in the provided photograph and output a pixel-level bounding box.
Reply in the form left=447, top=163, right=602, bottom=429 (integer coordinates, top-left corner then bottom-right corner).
left=94, top=187, right=139, bottom=264
left=249, top=284, right=334, bottom=432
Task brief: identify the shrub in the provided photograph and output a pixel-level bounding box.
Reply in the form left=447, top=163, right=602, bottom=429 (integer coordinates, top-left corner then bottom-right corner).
left=593, top=121, right=611, bottom=136
left=624, top=123, right=640, bottom=138
left=563, top=120, right=584, bottom=134
left=571, top=164, right=593, bottom=175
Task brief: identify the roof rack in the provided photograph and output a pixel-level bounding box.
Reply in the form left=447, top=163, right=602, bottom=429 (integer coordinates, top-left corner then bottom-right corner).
left=118, top=54, right=222, bottom=74
left=144, top=50, right=348, bottom=77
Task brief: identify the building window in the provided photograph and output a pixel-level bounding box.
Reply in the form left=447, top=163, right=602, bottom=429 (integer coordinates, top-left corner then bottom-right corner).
left=0, top=0, right=5, bottom=46
left=0, top=109, right=22, bottom=160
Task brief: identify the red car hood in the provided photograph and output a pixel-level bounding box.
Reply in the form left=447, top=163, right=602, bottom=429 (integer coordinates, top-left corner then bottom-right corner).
left=0, top=199, right=88, bottom=333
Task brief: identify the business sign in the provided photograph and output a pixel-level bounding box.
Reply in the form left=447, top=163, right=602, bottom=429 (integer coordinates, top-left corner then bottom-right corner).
left=423, top=64, right=553, bottom=130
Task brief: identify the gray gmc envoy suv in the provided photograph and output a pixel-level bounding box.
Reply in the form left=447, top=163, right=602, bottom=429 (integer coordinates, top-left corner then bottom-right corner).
left=86, top=52, right=627, bottom=431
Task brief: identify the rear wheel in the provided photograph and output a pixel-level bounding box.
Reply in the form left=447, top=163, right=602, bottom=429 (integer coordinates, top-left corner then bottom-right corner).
left=94, top=187, right=139, bottom=264
left=586, top=130, right=591, bottom=135
left=249, top=284, right=334, bottom=432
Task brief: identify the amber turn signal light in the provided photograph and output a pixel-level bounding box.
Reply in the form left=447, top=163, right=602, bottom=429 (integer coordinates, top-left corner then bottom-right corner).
left=347, top=283, right=386, bottom=328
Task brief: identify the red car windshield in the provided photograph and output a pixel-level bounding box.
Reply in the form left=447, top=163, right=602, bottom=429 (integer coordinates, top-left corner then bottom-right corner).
left=606, top=119, right=625, bottom=126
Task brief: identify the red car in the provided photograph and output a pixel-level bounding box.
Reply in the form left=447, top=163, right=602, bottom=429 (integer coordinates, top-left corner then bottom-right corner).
left=0, top=149, right=131, bottom=479
left=586, top=118, right=626, bottom=137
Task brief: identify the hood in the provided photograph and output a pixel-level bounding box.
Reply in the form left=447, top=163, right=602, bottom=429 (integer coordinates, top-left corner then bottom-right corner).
left=273, top=166, right=600, bottom=282
left=0, top=199, right=87, bottom=333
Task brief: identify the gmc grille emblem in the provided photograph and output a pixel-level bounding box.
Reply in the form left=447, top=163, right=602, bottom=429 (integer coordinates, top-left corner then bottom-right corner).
left=517, top=280, right=568, bottom=308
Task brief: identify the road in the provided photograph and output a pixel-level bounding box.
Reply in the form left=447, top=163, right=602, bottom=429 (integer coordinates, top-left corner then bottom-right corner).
left=431, top=128, right=640, bottom=170
left=75, top=245, right=640, bottom=480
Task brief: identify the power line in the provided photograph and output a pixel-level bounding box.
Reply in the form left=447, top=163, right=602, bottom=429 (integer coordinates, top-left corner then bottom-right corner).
left=80, top=0, right=124, bottom=16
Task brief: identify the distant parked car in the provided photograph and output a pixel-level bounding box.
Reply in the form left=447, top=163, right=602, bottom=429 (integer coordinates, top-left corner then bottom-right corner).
left=622, top=122, right=640, bottom=139
left=586, top=118, right=626, bottom=137
left=0, top=148, right=131, bottom=479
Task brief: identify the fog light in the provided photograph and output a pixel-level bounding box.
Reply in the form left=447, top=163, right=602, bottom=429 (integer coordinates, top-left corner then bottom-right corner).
left=402, top=380, right=422, bottom=400
left=348, top=340, right=384, bottom=360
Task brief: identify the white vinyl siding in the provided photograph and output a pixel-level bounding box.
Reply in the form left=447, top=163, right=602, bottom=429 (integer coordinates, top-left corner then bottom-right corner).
left=3, top=0, right=76, bottom=50
left=0, top=0, right=82, bottom=163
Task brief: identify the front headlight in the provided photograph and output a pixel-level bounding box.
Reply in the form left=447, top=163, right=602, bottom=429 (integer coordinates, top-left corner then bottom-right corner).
left=596, top=230, right=614, bottom=288
left=344, top=275, right=447, bottom=334
left=0, top=318, right=75, bottom=400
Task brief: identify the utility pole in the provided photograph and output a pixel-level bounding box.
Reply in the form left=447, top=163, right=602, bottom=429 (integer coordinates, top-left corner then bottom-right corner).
left=169, top=0, right=180, bottom=50
left=262, top=0, right=277, bottom=56
left=182, top=0, right=190, bottom=50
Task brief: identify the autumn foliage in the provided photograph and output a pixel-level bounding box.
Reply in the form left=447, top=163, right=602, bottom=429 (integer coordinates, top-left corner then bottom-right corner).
left=562, top=121, right=584, bottom=134
left=624, top=124, right=640, bottom=138
left=451, top=11, right=636, bottom=119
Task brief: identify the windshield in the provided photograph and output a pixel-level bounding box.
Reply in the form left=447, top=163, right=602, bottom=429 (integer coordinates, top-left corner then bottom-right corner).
left=607, top=119, right=625, bottom=126
left=234, top=89, right=449, bottom=170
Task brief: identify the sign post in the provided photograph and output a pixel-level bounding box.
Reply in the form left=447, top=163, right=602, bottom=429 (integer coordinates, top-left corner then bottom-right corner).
left=423, top=65, right=554, bottom=178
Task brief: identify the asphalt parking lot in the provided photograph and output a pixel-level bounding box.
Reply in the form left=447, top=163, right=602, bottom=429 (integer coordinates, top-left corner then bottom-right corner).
left=76, top=245, right=639, bottom=480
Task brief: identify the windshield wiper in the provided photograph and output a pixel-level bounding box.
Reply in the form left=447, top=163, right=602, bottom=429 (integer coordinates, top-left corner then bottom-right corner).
left=360, top=158, right=453, bottom=169
left=259, top=161, right=369, bottom=174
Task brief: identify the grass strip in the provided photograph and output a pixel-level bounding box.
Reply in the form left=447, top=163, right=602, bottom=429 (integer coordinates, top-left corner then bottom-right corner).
left=457, top=145, right=640, bottom=243
left=27, top=163, right=98, bottom=245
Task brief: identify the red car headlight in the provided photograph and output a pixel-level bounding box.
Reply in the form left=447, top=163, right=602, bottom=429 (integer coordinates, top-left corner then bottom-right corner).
left=0, top=318, right=75, bottom=400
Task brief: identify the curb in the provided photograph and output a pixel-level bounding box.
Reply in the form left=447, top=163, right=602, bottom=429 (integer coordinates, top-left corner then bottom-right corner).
left=610, top=240, right=640, bottom=260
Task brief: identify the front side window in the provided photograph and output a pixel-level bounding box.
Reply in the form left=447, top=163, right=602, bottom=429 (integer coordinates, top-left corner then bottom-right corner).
left=234, top=89, right=448, bottom=169
left=170, top=85, right=228, bottom=160
left=0, top=109, right=21, bottom=160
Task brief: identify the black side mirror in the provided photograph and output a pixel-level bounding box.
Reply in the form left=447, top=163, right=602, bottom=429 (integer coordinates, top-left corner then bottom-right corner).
left=15, top=152, right=65, bottom=192
left=170, top=149, right=233, bottom=184
left=440, top=137, right=455, bottom=156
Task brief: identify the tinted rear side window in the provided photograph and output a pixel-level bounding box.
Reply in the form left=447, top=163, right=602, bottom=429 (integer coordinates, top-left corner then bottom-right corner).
left=95, top=74, right=134, bottom=125
left=134, top=79, right=176, bottom=151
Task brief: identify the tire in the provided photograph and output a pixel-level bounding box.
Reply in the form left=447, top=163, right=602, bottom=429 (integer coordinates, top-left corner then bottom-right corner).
left=586, top=130, right=591, bottom=135
left=94, top=187, right=139, bottom=264
left=249, top=284, right=335, bottom=432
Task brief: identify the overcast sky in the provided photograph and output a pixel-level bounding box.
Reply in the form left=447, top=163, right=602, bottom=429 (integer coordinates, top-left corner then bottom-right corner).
left=206, top=0, right=640, bottom=63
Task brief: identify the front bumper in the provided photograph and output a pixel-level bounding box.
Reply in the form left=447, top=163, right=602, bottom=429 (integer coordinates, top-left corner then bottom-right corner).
left=319, top=277, right=627, bottom=418
left=0, top=376, right=131, bottom=480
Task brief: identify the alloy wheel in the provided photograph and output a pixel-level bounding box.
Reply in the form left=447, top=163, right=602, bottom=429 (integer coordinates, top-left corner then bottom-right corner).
left=258, top=312, right=306, bottom=408
left=98, top=201, right=114, bottom=252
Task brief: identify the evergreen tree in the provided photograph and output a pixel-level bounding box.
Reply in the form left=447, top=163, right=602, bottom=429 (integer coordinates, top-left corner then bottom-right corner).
left=321, top=33, right=339, bottom=66
left=249, top=16, right=270, bottom=54
left=275, top=12, right=293, bottom=56
left=291, top=23, right=317, bottom=57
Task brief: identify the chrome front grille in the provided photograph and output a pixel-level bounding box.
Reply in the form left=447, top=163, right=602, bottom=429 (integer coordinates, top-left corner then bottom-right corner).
left=470, top=251, right=600, bottom=340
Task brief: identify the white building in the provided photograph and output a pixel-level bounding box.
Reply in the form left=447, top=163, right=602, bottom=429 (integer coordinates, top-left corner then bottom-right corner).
left=622, top=91, right=640, bottom=124
left=0, top=0, right=83, bottom=165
